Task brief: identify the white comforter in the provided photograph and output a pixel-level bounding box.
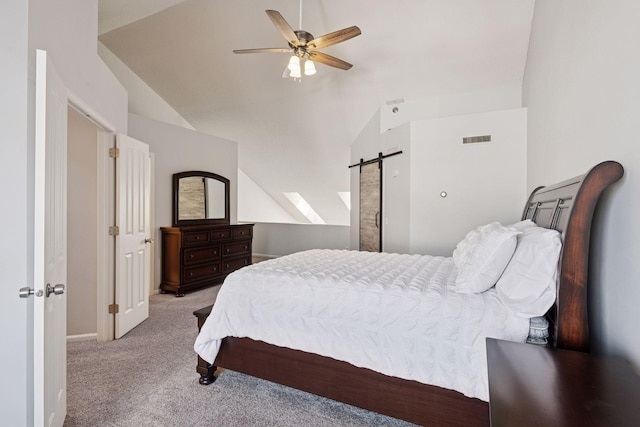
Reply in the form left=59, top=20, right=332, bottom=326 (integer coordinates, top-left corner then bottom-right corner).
left=194, top=249, right=529, bottom=401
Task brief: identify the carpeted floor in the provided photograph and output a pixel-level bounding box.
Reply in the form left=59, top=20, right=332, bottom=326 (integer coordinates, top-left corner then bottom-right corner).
left=65, top=285, right=415, bottom=426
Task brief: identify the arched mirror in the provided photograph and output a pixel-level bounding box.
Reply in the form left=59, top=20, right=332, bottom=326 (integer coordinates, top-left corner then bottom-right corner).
left=172, top=171, right=230, bottom=226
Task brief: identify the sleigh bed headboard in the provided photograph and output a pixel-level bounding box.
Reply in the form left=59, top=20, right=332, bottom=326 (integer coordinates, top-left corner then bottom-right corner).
left=522, top=161, right=623, bottom=353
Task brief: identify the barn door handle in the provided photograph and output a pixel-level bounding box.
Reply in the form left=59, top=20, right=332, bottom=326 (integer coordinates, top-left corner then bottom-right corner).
left=375, top=211, right=380, bottom=229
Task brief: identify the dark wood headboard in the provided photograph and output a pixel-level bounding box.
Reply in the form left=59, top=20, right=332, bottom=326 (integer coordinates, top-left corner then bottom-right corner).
left=522, top=161, right=623, bottom=352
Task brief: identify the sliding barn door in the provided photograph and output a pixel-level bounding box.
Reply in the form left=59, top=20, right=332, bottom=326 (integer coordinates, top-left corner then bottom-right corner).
left=359, top=161, right=382, bottom=252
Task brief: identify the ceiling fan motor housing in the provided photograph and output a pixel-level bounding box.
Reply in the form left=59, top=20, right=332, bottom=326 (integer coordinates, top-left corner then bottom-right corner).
left=290, top=30, right=314, bottom=47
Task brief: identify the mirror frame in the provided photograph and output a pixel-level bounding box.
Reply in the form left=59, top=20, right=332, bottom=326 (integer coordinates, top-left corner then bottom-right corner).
left=172, top=171, right=230, bottom=226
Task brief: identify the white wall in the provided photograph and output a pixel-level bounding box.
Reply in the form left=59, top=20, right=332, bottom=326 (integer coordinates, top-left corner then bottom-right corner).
left=127, top=113, right=238, bottom=292
left=351, top=103, right=526, bottom=255
left=238, top=169, right=297, bottom=223
left=252, top=223, right=350, bottom=258
left=29, top=0, right=128, bottom=132
left=380, top=84, right=523, bottom=133
left=0, top=2, right=30, bottom=425
left=98, top=42, right=194, bottom=130
left=523, top=0, right=640, bottom=370
left=240, top=168, right=351, bottom=256
left=410, top=108, right=527, bottom=256
left=67, top=108, right=98, bottom=336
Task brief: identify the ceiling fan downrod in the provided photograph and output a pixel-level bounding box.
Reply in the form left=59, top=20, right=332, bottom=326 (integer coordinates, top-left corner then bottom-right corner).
left=299, top=0, right=303, bottom=30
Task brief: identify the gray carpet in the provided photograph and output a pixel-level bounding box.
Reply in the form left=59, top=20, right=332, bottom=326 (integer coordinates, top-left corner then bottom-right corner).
left=65, top=285, right=415, bottom=426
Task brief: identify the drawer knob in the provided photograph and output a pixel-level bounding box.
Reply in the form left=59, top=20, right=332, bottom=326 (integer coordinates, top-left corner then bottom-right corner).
left=189, top=254, right=194, bottom=259
left=189, top=272, right=194, bottom=277
left=225, top=264, right=230, bottom=269
left=226, top=249, right=230, bottom=253
left=244, top=245, right=248, bottom=250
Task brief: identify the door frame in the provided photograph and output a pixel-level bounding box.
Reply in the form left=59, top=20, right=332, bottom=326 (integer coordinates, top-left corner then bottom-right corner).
left=67, top=93, right=117, bottom=341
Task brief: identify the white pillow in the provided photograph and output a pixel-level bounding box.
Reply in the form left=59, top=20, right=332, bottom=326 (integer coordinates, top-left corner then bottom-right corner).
left=509, top=219, right=537, bottom=232
left=452, top=222, right=520, bottom=294
left=496, top=225, right=562, bottom=317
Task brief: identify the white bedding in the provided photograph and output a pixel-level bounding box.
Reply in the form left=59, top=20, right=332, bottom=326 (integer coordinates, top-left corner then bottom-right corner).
left=194, top=249, right=530, bottom=401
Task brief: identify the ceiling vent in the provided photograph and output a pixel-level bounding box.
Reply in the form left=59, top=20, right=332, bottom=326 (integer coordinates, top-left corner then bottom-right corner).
left=463, top=135, right=492, bottom=144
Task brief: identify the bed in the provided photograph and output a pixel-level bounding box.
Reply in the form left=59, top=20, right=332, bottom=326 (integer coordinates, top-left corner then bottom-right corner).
left=193, top=161, right=623, bottom=426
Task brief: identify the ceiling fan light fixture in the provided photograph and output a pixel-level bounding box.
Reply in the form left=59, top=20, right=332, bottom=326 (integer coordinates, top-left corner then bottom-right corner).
left=288, top=55, right=301, bottom=72
left=290, top=64, right=302, bottom=79
left=304, top=59, right=316, bottom=76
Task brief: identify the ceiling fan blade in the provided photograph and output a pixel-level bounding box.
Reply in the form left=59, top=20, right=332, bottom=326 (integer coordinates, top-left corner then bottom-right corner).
left=308, top=51, right=353, bottom=70
left=307, top=26, right=361, bottom=49
left=266, top=10, right=300, bottom=47
left=233, top=48, right=291, bottom=54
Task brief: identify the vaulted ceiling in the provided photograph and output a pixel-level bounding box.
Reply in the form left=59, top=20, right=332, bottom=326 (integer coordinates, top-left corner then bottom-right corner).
left=98, top=0, right=534, bottom=225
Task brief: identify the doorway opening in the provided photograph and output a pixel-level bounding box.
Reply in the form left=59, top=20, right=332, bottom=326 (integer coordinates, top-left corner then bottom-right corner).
left=66, top=101, right=117, bottom=341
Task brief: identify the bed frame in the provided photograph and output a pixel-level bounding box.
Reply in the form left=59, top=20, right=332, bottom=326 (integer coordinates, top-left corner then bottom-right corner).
left=194, top=161, right=623, bottom=426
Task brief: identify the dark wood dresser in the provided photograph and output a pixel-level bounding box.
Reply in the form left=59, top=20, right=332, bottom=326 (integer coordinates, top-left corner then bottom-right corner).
left=160, top=224, right=254, bottom=296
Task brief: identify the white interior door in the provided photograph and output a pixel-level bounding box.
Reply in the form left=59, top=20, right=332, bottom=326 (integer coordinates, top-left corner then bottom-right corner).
left=115, top=134, right=150, bottom=338
left=34, top=49, right=67, bottom=427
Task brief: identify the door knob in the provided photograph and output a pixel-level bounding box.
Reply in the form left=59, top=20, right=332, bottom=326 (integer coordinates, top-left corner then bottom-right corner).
left=145, top=238, right=154, bottom=244
left=19, top=287, right=43, bottom=298
left=46, top=283, right=65, bottom=297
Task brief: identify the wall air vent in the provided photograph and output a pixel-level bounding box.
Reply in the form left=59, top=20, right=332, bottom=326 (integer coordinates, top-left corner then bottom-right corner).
left=463, top=135, right=492, bottom=144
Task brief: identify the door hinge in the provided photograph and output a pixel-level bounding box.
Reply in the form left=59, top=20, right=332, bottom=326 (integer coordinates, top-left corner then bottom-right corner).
left=108, top=303, right=119, bottom=314
left=109, top=147, right=120, bottom=158
left=109, top=225, right=119, bottom=236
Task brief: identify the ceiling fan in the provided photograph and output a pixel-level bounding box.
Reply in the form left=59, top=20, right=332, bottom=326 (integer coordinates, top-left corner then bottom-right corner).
left=233, top=8, right=361, bottom=78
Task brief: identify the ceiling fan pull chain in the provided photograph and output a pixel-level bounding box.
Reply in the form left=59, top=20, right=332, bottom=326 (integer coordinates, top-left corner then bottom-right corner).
left=299, top=0, right=303, bottom=30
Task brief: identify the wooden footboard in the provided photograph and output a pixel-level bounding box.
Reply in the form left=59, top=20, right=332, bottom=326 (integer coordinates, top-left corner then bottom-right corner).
left=194, top=306, right=488, bottom=426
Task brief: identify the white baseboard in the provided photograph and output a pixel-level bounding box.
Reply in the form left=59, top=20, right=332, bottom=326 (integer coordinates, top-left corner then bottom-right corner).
left=67, top=333, right=97, bottom=342
left=253, top=253, right=279, bottom=259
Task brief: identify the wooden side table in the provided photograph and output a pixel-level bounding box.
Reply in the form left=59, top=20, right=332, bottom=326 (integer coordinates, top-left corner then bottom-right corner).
left=487, top=338, right=640, bottom=426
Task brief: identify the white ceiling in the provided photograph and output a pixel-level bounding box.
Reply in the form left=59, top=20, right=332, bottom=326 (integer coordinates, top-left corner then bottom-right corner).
left=98, top=0, right=535, bottom=225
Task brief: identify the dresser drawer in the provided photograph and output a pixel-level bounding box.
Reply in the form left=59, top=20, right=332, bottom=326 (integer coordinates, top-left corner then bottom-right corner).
left=223, top=242, right=250, bottom=257
left=183, top=231, right=210, bottom=246
left=211, top=229, right=231, bottom=240
left=233, top=227, right=252, bottom=240
left=184, top=263, right=221, bottom=283
left=184, top=246, right=220, bottom=265
left=222, top=257, right=250, bottom=273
